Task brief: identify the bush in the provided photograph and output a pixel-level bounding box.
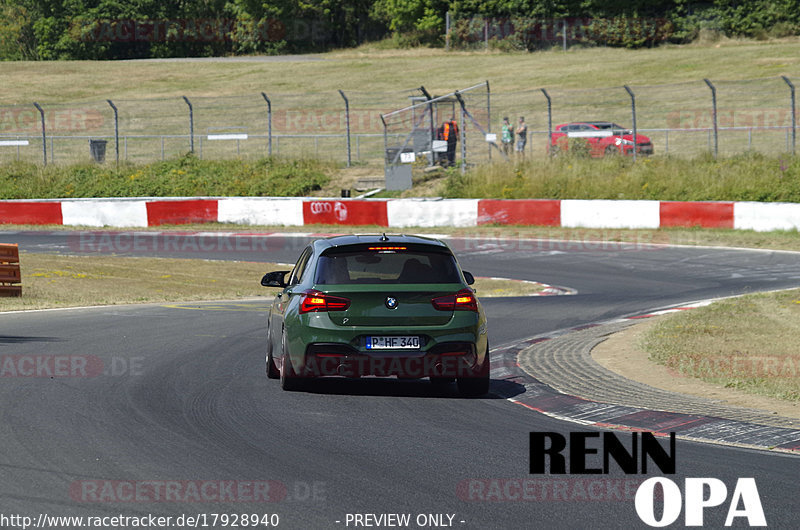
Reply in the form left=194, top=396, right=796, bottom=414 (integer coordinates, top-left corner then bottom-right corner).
left=0, top=154, right=332, bottom=199
left=441, top=153, right=800, bottom=202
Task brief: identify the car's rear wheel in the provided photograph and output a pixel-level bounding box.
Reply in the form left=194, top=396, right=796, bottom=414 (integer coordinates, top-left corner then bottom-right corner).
left=604, top=145, right=619, bottom=157
left=266, top=353, right=280, bottom=380
left=457, top=346, right=490, bottom=397
left=279, top=335, right=303, bottom=391
left=266, top=327, right=280, bottom=379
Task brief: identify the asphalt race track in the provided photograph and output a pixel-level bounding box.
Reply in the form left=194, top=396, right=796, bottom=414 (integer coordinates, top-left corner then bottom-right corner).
left=1, top=231, right=799, bottom=529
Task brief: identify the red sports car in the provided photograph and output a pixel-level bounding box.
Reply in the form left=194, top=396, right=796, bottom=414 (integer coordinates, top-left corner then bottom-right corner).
left=551, top=122, right=653, bottom=157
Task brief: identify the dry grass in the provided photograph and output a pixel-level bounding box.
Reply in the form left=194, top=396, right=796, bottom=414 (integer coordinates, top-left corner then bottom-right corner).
left=0, top=252, right=276, bottom=311
left=2, top=41, right=800, bottom=105
left=0, top=252, right=534, bottom=312
left=474, top=277, right=545, bottom=297
left=641, top=289, right=800, bottom=402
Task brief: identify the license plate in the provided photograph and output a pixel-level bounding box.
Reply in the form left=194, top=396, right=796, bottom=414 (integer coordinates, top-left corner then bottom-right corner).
left=366, top=336, right=420, bottom=350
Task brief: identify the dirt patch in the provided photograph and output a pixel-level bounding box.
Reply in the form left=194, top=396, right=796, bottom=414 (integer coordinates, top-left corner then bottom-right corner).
left=592, top=317, right=800, bottom=420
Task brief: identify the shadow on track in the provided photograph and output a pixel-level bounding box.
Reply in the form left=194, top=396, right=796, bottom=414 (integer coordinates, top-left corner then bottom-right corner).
left=0, top=335, right=63, bottom=344
left=284, top=377, right=526, bottom=399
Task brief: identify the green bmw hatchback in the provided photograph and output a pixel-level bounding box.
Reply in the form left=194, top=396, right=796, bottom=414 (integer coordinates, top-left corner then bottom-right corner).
left=261, top=234, right=489, bottom=396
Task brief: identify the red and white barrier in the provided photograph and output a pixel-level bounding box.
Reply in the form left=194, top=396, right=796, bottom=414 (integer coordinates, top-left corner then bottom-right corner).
left=1, top=197, right=800, bottom=232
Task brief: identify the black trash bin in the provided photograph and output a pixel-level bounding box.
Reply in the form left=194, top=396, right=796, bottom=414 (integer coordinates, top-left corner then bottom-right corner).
left=89, top=139, right=107, bottom=163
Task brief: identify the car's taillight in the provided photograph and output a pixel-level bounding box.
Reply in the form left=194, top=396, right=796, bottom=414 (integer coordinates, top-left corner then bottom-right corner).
left=431, top=289, right=478, bottom=312
left=299, top=290, right=350, bottom=313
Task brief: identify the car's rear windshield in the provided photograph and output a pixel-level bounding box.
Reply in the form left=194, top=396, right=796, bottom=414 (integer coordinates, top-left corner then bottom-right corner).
left=592, top=123, right=626, bottom=130
left=314, top=249, right=462, bottom=285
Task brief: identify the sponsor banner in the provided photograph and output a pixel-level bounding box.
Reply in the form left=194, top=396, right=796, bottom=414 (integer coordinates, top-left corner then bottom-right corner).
left=303, top=199, right=388, bottom=226
left=146, top=199, right=218, bottom=226
left=477, top=199, right=561, bottom=226
left=0, top=201, right=63, bottom=225
left=659, top=201, right=734, bottom=229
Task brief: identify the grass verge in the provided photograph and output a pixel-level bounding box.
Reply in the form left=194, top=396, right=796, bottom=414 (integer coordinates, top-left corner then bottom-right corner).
left=0, top=155, right=332, bottom=199
left=442, top=153, right=800, bottom=202
left=0, top=253, right=277, bottom=311
left=640, top=289, right=800, bottom=402
left=0, top=252, right=541, bottom=312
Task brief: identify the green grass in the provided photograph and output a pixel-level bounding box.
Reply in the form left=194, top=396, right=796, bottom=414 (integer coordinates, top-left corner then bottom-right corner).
left=0, top=154, right=332, bottom=198
left=441, top=152, right=800, bottom=202
left=641, top=289, right=800, bottom=402
left=1, top=41, right=799, bottom=105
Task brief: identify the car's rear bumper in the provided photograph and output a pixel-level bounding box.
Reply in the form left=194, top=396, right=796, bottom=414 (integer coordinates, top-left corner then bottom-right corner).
left=623, top=144, right=653, bottom=155
left=298, top=341, right=482, bottom=379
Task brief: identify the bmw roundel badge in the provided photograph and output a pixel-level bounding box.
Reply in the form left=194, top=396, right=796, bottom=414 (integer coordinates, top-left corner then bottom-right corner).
left=385, top=296, right=398, bottom=310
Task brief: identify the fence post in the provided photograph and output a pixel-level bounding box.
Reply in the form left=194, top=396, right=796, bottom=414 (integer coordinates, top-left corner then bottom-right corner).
left=32, top=102, right=46, bottom=166
left=624, top=85, right=637, bottom=163
left=380, top=114, right=388, bottom=167
left=445, top=12, right=451, bottom=50
left=419, top=86, right=435, bottom=165
left=703, top=79, right=718, bottom=158
left=540, top=89, right=552, bottom=156
left=261, top=92, right=272, bottom=157
left=182, top=96, right=194, bottom=153
left=338, top=89, right=351, bottom=167
left=782, top=76, right=796, bottom=155
left=486, top=80, right=492, bottom=161
left=106, top=99, right=119, bottom=164
left=454, top=91, right=467, bottom=174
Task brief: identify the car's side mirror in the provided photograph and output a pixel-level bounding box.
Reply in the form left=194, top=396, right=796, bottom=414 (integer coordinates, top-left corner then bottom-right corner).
left=261, top=271, right=289, bottom=288
left=462, top=270, right=475, bottom=285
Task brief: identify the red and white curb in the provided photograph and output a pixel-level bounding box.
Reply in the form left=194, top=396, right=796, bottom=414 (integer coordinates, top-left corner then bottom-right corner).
left=3, top=197, right=800, bottom=231
left=489, top=297, right=800, bottom=453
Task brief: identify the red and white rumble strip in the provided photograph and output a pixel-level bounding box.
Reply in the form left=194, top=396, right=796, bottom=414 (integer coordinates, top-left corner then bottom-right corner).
left=2, top=197, right=800, bottom=231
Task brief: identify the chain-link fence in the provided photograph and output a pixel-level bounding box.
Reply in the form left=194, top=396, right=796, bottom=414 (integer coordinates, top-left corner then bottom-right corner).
left=0, top=76, right=797, bottom=167
left=381, top=82, right=496, bottom=189
left=491, top=75, right=798, bottom=159
left=0, top=88, right=420, bottom=166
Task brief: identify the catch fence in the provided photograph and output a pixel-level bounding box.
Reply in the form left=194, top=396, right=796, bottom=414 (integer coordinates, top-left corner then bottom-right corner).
left=0, top=76, right=797, bottom=168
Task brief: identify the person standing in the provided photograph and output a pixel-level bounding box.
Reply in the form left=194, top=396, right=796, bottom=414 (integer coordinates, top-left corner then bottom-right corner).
left=515, top=116, right=528, bottom=158
left=501, top=117, right=513, bottom=157
left=442, top=117, right=459, bottom=167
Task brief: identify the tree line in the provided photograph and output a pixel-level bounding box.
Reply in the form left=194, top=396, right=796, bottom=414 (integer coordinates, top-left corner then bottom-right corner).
left=1, top=1, right=798, bottom=60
